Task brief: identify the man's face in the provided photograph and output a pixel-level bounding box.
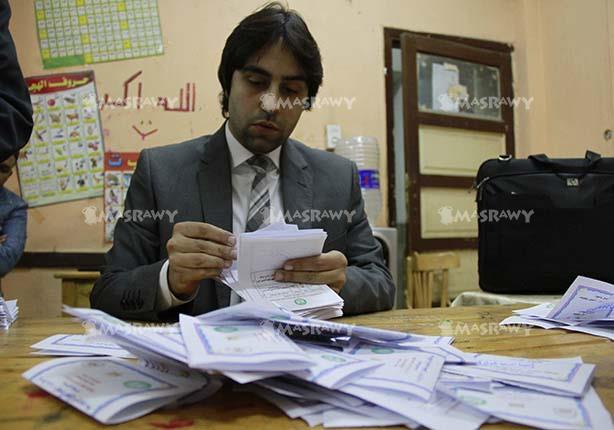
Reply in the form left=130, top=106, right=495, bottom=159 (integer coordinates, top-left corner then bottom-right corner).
left=0, top=156, right=16, bottom=187
left=227, top=39, right=309, bottom=154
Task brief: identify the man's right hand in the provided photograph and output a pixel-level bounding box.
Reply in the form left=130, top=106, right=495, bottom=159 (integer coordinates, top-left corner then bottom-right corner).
left=166, top=222, right=236, bottom=299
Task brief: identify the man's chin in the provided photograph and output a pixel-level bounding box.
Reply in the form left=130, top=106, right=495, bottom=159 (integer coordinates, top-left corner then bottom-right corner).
left=245, top=136, right=284, bottom=155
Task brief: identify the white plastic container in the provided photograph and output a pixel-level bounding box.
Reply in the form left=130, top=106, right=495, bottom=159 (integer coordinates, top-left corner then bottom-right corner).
left=335, top=136, right=382, bottom=223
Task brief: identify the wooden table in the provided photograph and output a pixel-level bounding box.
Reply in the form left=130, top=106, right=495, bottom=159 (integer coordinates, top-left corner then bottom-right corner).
left=1, top=305, right=612, bottom=429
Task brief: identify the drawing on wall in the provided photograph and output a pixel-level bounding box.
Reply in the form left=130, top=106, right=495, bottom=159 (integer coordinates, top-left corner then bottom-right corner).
left=132, top=120, right=158, bottom=140
left=104, top=152, right=139, bottom=242
left=35, top=0, right=164, bottom=69
left=100, top=70, right=196, bottom=113
left=21, top=71, right=105, bottom=207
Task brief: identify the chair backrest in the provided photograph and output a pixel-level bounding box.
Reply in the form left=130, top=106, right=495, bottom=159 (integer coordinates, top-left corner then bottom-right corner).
left=407, top=252, right=460, bottom=308
left=412, top=252, right=460, bottom=272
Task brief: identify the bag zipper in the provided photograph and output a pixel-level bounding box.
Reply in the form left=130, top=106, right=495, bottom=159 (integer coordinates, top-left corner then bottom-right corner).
left=475, top=170, right=614, bottom=202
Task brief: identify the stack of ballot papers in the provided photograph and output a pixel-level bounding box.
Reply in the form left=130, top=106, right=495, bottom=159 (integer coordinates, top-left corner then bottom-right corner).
left=220, top=223, right=344, bottom=319
left=0, top=297, right=18, bottom=329
left=500, top=275, right=614, bottom=340
left=22, top=302, right=613, bottom=429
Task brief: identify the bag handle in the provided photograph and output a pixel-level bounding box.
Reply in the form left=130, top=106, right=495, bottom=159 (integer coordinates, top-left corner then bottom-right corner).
left=529, top=150, right=602, bottom=172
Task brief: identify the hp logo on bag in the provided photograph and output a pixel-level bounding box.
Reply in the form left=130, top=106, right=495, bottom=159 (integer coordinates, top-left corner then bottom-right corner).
left=566, top=178, right=580, bottom=187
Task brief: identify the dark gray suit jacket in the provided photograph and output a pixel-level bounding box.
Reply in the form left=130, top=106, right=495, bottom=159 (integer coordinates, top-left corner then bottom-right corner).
left=91, top=124, right=395, bottom=321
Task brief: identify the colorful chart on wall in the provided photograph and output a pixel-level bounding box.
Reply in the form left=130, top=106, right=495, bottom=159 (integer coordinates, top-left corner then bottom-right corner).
left=20, top=71, right=105, bottom=207
left=104, top=152, right=138, bottom=242
left=35, top=0, right=164, bottom=69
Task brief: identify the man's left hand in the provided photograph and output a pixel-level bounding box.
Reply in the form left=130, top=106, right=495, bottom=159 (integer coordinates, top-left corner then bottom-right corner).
left=274, top=250, right=348, bottom=294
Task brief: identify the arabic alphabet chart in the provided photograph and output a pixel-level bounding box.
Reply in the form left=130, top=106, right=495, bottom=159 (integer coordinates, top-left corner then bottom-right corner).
left=104, top=152, right=138, bottom=242
left=21, top=71, right=105, bottom=207
left=35, top=0, right=164, bottom=69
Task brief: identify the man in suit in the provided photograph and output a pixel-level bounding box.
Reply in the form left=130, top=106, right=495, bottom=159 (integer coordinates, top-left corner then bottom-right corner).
left=91, top=2, right=395, bottom=321
left=0, top=0, right=33, bottom=162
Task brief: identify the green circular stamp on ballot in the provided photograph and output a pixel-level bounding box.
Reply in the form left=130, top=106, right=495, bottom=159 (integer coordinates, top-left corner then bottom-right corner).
left=370, top=347, right=394, bottom=354
left=294, top=298, right=307, bottom=305
left=123, top=380, right=152, bottom=389
left=214, top=326, right=238, bottom=333
left=321, top=354, right=346, bottom=363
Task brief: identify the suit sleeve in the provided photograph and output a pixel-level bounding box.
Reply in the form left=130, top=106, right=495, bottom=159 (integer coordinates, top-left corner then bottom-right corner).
left=0, top=196, right=26, bottom=277
left=0, top=0, right=33, bottom=162
left=90, top=149, right=166, bottom=320
left=339, top=162, right=396, bottom=315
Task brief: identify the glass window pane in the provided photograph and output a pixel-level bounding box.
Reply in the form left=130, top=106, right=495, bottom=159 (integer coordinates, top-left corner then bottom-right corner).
left=417, top=53, right=501, bottom=120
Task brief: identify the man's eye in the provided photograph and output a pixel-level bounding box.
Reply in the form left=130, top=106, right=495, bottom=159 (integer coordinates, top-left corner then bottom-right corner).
left=247, top=78, right=265, bottom=86
left=282, top=87, right=298, bottom=95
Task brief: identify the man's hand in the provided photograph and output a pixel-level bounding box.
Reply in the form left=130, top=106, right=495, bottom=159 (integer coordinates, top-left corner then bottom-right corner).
left=166, top=222, right=236, bottom=299
left=274, top=250, right=348, bottom=294
left=0, top=234, right=6, bottom=245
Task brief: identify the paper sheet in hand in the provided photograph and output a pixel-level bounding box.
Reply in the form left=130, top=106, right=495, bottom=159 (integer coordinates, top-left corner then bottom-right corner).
left=221, top=223, right=344, bottom=319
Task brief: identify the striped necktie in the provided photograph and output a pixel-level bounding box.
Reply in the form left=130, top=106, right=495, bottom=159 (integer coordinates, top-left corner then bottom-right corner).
left=245, top=154, right=277, bottom=232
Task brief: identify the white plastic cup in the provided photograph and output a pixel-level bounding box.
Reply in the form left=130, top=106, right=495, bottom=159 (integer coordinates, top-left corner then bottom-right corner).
left=335, top=136, right=382, bottom=223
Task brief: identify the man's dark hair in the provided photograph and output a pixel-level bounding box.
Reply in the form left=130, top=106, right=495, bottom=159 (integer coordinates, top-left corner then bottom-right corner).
left=217, top=2, right=323, bottom=117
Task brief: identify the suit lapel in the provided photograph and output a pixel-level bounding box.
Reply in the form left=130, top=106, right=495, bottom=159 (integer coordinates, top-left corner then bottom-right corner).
left=197, top=124, right=232, bottom=308
left=281, top=140, right=313, bottom=229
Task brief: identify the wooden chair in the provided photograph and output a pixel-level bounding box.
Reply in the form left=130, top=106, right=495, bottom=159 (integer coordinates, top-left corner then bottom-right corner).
left=407, top=252, right=460, bottom=308
left=54, top=271, right=100, bottom=311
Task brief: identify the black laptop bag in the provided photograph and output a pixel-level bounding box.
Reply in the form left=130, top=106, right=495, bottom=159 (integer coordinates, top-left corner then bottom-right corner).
left=476, top=150, right=614, bottom=294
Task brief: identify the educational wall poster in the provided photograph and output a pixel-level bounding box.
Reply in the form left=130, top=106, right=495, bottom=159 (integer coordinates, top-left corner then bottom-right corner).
left=104, top=152, right=138, bottom=242
left=20, top=71, right=105, bottom=207
left=35, top=0, right=164, bottom=69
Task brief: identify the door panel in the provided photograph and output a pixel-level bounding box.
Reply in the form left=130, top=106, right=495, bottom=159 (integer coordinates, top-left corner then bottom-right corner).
left=419, top=126, right=505, bottom=177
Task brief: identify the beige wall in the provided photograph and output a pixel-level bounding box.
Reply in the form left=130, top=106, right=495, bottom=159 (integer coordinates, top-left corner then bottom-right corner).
left=5, top=0, right=613, bottom=314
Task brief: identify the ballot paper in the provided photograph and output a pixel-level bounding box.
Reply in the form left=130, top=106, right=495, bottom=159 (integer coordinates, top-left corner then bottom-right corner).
left=443, top=354, right=595, bottom=397
left=0, top=297, right=18, bottom=329
left=22, top=357, right=216, bottom=425
left=180, top=314, right=314, bottom=371
left=198, top=300, right=415, bottom=344
left=346, top=343, right=445, bottom=401
left=31, top=334, right=135, bottom=358
left=547, top=276, right=614, bottom=325
left=289, top=343, right=382, bottom=389
left=220, top=223, right=344, bottom=319
left=63, top=306, right=189, bottom=364
left=338, top=384, right=490, bottom=430
left=256, top=377, right=365, bottom=409
left=500, top=276, right=614, bottom=340
left=247, top=384, right=415, bottom=428
left=452, top=386, right=614, bottom=430
left=40, top=305, right=614, bottom=428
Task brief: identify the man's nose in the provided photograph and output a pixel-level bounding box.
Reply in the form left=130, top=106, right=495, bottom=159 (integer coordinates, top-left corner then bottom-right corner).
left=259, top=88, right=281, bottom=114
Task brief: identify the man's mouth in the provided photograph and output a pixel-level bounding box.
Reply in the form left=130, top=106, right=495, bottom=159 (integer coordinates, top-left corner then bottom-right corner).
left=252, top=121, right=279, bottom=132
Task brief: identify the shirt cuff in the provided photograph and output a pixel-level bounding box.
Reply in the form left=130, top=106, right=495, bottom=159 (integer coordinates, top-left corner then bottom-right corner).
left=157, top=259, right=197, bottom=310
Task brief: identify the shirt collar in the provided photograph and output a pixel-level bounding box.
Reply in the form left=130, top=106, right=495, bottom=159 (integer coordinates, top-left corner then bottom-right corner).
left=225, top=121, right=281, bottom=171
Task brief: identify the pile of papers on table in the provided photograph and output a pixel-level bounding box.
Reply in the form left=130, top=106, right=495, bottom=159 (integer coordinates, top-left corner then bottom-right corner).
left=0, top=297, right=18, bottom=329
left=220, top=223, right=344, bottom=319
left=501, top=275, right=614, bottom=340
left=23, top=302, right=613, bottom=429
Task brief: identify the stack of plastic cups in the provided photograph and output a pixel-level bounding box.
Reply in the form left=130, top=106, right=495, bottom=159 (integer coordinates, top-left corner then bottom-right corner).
left=335, top=136, right=382, bottom=224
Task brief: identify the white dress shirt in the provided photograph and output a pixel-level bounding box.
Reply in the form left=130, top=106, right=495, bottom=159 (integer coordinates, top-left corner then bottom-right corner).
left=157, top=122, right=283, bottom=310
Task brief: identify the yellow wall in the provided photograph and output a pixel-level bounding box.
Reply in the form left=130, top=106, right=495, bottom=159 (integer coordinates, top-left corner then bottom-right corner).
left=7, top=0, right=521, bottom=252
left=5, top=0, right=613, bottom=314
